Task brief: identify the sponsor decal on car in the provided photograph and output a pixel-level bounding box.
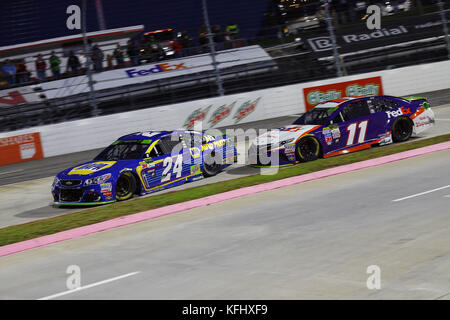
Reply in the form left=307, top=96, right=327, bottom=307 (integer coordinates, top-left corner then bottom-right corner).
left=233, top=97, right=261, bottom=123
left=331, top=127, right=341, bottom=140
left=190, top=164, right=201, bottom=175
left=224, top=155, right=235, bottom=164
left=101, top=182, right=113, bottom=196
left=140, top=160, right=155, bottom=169
left=322, top=124, right=341, bottom=145
left=378, top=131, right=393, bottom=145
left=208, top=102, right=235, bottom=126
left=284, top=143, right=296, bottom=155
left=303, top=77, right=383, bottom=111
left=68, top=161, right=116, bottom=175
left=184, top=105, right=211, bottom=130
left=385, top=106, right=412, bottom=118
left=415, top=115, right=435, bottom=127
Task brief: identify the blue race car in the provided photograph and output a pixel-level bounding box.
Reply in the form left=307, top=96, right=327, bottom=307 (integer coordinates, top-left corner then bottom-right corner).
left=52, top=130, right=236, bottom=206
left=250, top=95, right=435, bottom=165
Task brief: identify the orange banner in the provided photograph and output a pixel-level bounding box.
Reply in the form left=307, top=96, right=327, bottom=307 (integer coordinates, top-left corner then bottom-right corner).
left=0, top=132, right=43, bottom=166
left=303, top=76, right=384, bottom=111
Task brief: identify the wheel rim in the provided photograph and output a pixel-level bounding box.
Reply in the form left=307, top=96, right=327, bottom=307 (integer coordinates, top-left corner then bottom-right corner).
left=116, top=175, right=131, bottom=197
left=298, top=138, right=317, bottom=160
left=204, top=162, right=221, bottom=174
left=394, top=120, right=411, bottom=140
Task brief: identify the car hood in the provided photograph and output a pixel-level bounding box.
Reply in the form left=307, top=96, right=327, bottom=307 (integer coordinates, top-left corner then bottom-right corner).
left=253, top=125, right=319, bottom=146
left=57, top=160, right=132, bottom=179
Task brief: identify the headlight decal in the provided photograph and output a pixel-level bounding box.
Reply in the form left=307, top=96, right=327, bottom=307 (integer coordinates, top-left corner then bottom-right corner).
left=84, top=173, right=112, bottom=186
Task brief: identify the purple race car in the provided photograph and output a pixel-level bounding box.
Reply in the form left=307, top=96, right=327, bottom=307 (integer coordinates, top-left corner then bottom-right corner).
left=250, top=95, right=435, bottom=166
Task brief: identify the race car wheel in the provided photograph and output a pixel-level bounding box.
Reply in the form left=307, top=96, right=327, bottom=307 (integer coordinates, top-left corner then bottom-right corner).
left=115, top=172, right=136, bottom=201
left=392, top=117, right=413, bottom=143
left=203, top=152, right=222, bottom=177
left=296, top=136, right=320, bottom=162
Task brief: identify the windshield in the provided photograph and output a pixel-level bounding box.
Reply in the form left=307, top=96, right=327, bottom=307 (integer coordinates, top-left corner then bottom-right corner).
left=293, top=108, right=334, bottom=125
left=94, top=142, right=149, bottom=161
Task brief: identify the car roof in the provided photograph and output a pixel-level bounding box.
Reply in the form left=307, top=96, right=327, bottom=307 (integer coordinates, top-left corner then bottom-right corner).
left=118, top=130, right=200, bottom=141
left=312, top=97, right=363, bottom=109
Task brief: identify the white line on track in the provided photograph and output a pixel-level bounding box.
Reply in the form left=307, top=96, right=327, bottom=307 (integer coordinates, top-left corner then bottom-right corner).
left=37, top=271, right=141, bottom=300
left=436, top=118, right=450, bottom=121
left=392, top=185, right=450, bottom=202
left=0, top=169, right=23, bottom=176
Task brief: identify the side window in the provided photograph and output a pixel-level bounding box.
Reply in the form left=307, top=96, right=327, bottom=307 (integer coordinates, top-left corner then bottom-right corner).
left=331, top=112, right=344, bottom=124
left=158, top=135, right=183, bottom=155
left=192, top=133, right=203, bottom=147
left=373, top=98, right=398, bottom=112
left=341, top=101, right=371, bottom=121
left=147, top=145, right=161, bottom=158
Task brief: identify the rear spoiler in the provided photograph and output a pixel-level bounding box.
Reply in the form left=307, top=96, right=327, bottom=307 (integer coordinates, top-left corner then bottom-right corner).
left=401, top=96, right=427, bottom=102
left=401, top=96, right=431, bottom=109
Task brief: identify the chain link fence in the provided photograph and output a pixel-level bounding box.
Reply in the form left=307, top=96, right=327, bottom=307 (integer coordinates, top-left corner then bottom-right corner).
left=0, top=0, right=449, bottom=133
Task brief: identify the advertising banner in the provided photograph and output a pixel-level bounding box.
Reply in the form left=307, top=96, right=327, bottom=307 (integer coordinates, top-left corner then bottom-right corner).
left=303, top=76, right=383, bottom=111
left=306, top=12, right=449, bottom=58
left=0, top=87, right=39, bottom=107
left=38, top=45, right=273, bottom=100
left=0, top=132, right=43, bottom=165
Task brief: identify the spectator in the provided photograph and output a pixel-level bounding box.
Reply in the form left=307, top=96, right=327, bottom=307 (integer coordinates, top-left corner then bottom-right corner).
left=169, top=37, right=183, bottom=58
left=150, top=43, right=165, bottom=61
left=2, top=59, right=16, bottom=86
left=198, top=24, right=209, bottom=53
left=127, top=40, right=139, bottom=66
left=178, top=30, right=193, bottom=56
left=113, top=44, right=125, bottom=68
left=225, top=21, right=240, bottom=40
left=212, top=25, right=225, bottom=51
left=106, top=54, right=114, bottom=70
left=315, top=6, right=326, bottom=30
left=91, top=44, right=104, bottom=72
left=337, top=0, right=348, bottom=25
left=49, top=51, right=61, bottom=79
left=78, top=50, right=87, bottom=74
left=16, top=59, right=30, bottom=84
left=331, top=8, right=339, bottom=29
left=143, top=35, right=163, bottom=62
left=35, top=54, right=47, bottom=82
left=67, top=50, right=80, bottom=75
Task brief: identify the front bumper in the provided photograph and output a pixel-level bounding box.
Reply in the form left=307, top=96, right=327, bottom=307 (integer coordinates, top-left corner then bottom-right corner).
left=248, top=144, right=296, bottom=167
left=52, top=180, right=115, bottom=206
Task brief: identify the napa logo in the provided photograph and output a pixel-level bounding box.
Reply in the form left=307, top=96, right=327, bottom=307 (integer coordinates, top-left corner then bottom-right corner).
left=126, top=62, right=187, bottom=78
left=68, top=161, right=116, bottom=175
left=307, top=90, right=341, bottom=105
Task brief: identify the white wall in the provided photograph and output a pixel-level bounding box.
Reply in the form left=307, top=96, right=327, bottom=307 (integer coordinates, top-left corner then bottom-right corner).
left=1, top=59, right=450, bottom=159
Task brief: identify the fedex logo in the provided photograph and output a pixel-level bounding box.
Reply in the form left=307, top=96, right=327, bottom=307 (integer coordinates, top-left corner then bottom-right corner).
left=386, top=106, right=411, bottom=118
left=126, top=62, right=187, bottom=78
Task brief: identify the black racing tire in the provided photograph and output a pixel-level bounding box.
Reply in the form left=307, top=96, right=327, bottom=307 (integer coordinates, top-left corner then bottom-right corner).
left=295, top=136, right=321, bottom=162
left=202, top=151, right=222, bottom=177
left=392, top=117, right=413, bottom=143
left=115, top=172, right=137, bottom=201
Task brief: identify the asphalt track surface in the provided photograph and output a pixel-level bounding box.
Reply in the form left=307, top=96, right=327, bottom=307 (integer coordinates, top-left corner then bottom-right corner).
left=0, top=93, right=449, bottom=228
left=0, top=149, right=449, bottom=299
